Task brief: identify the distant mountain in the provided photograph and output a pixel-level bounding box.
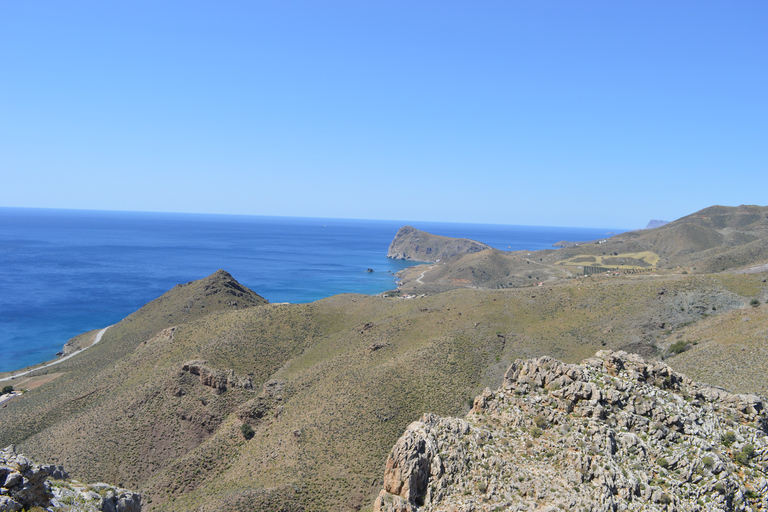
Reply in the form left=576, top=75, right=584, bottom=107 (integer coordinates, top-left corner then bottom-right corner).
left=645, top=219, right=670, bottom=229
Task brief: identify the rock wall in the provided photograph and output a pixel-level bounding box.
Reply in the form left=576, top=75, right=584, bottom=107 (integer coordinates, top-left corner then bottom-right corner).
left=374, top=351, right=768, bottom=511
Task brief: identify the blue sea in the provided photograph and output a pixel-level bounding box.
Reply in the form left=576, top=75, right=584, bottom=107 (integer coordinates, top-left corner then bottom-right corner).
left=0, top=208, right=622, bottom=373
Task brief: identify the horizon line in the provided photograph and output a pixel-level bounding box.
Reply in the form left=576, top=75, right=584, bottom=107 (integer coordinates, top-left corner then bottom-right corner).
left=0, top=205, right=635, bottom=232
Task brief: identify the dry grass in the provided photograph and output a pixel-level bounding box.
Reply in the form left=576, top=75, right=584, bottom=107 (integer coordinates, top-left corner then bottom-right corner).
left=2, top=269, right=767, bottom=511
left=667, top=299, right=768, bottom=394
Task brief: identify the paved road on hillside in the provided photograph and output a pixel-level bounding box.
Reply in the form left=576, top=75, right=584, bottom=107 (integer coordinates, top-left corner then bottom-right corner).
left=0, top=326, right=111, bottom=383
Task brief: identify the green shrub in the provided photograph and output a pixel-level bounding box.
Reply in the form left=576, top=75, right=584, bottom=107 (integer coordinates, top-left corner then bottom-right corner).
left=734, top=444, right=755, bottom=465
left=722, top=431, right=736, bottom=447
left=531, top=427, right=543, bottom=438
left=702, top=456, right=714, bottom=469
left=240, top=423, right=255, bottom=440
left=657, top=457, right=669, bottom=469
left=669, top=340, right=689, bottom=355
left=1, top=385, right=13, bottom=395
left=734, top=450, right=750, bottom=465
left=534, top=415, right=548, bottom=429
left=750, top=298, right=760, bottom=307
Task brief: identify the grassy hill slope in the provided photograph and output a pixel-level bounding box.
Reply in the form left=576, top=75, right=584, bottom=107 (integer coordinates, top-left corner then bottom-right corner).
left=2, top=268, right=767, bottom=510
left=394, top=205, right=768, bottom=294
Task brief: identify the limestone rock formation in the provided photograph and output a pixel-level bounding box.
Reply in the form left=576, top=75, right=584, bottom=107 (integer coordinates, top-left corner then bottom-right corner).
left=374, top=351, right=768, bottom=511
left=181, top=360, right=254, bottom=393
left=387, top=226, right=490, bottom=262
left=0, top=445, right=53, bottom=511
left=0, top=445, right=141, bottom=512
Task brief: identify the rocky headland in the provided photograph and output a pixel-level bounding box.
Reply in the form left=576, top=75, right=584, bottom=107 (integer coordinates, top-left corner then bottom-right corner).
left=387, top=226, right=491, bottom=262
left=374, top=350, right=768, bottom=511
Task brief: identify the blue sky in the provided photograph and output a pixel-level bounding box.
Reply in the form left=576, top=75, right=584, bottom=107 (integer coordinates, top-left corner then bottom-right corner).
left=1, top=1, right=766, bottom=229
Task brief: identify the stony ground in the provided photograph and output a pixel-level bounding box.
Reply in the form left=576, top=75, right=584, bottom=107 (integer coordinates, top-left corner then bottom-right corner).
left=374, top=351, right=768, bottom=512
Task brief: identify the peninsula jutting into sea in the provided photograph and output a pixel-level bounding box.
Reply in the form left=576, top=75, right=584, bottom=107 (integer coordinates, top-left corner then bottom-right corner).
left=0, top=207, right=619, bottom=373
left=1, top=204, right=767, bottom=511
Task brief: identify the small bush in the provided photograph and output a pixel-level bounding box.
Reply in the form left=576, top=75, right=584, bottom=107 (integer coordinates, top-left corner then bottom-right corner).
left=669, top=340, right=690, bottom=355
left=734, top=444, right=755, bottom=465
left=240, top=423, right=255, bottom=440
left=531, top=427, right=543, bottom=438
left=657, top=457, right=669, bottom=469
left=734, top=450, right=750, bottom=465
left=1, top=385, right=13, bottom=395
left=534, top=415, right=548, bottom=429
left=722, top=431, right=736, bottom=447
left=702, top=456, right=714, bottom=469
left=750, top=298, right=760, bottom=307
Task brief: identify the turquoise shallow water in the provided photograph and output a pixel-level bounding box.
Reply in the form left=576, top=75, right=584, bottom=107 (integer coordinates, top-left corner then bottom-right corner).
left=0, top=208, right=622, bottom=372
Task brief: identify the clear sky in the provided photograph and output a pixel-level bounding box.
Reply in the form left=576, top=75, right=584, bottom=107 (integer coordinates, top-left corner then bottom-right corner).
left=1, top=1, right=766, bottom=229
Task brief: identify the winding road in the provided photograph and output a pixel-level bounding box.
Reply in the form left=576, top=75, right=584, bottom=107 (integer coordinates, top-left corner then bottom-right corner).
left=0, top=326, right=111, bottom=383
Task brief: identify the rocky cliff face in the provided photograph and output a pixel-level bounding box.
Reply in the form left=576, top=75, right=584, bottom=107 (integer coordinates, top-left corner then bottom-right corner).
left=0, top=445, right=141, bottom=512
left=374, top=351, right=768, bottom=512
left=387, top=226, right=490, bottom=262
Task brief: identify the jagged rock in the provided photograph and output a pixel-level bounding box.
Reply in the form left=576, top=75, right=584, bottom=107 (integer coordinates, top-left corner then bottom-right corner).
left=374, top=351, right=768, bottom=511
left=0, top=446, right=141, bottom=512
left=0, top=445, right=53, bottom=511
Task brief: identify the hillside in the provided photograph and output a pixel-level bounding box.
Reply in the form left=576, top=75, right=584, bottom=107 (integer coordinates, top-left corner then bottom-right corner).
left=554, top=204, right=768, bottom=275
left=374, top=351, right=768, bottom=511
left=2, top=267, right=767, bottom=511
left=393, top=205, right=768, bottom=294
left=387, top=226, right=490, bottom=262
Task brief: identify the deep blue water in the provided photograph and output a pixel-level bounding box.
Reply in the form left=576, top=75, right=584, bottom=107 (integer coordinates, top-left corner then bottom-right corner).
left=0, top=208, right=622, bottom=373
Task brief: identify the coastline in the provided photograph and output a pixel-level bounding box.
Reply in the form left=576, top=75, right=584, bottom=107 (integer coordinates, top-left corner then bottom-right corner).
left=0, top=326, right=111, bottom=382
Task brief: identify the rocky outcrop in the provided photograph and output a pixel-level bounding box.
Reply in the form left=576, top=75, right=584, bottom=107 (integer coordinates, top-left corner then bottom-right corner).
left=0, top=445, right=53, bottom=511
left=181, top=360, right=254, bottom=393
left=237, top=379, right=287, bottom=424
left=0, top=446, right=141, bottom=512
left=387, top=226, right=490, bottom=262
left=374, top=351, right=768, bottom=511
